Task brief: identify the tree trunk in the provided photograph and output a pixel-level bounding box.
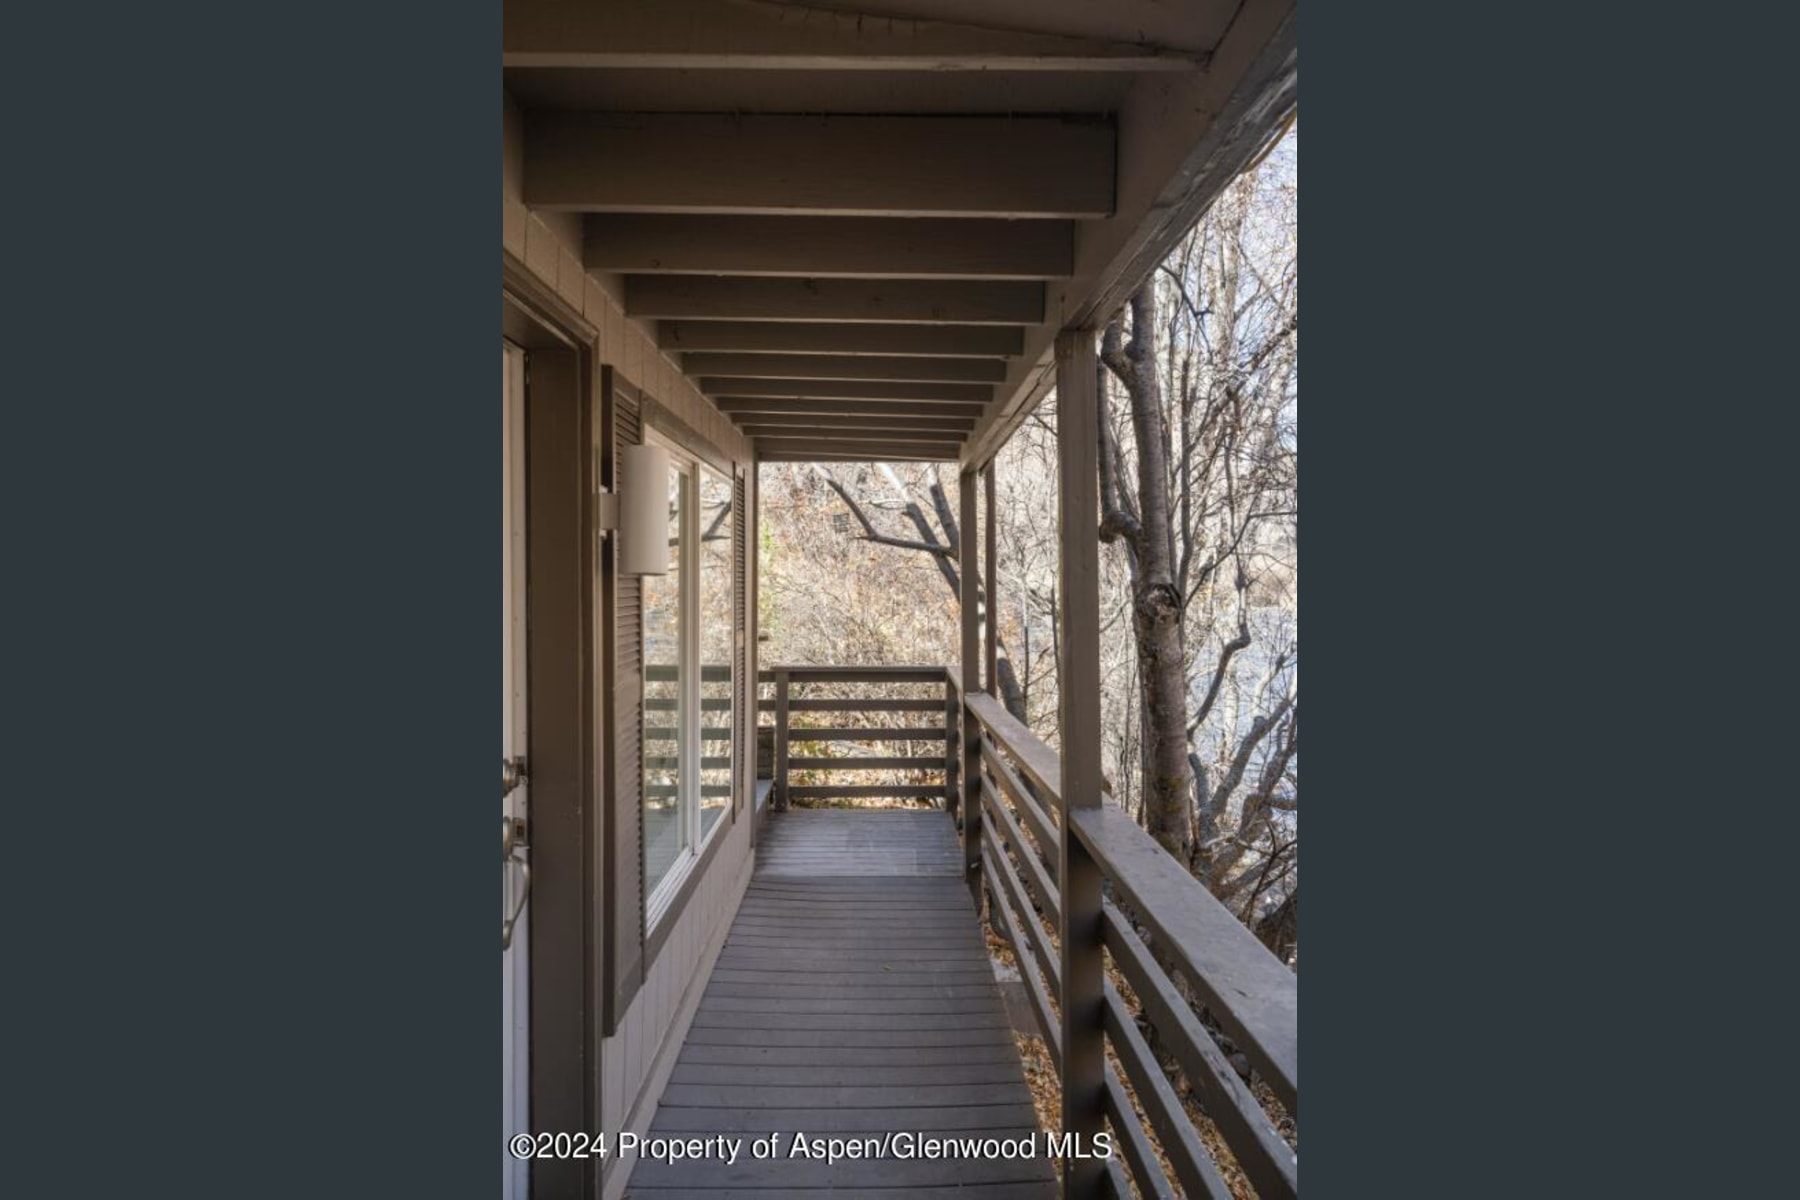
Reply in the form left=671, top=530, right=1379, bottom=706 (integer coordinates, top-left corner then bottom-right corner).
left=1254, top=889, right=1297, bottom=965
left=1102, top=287, right=1196, bottom=862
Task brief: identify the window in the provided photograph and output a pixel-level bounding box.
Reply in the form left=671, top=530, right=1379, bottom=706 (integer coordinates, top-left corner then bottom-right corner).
left=641, top=460, right=686, bottom=901
left=641, top=435, right=735, bottom=926
left=698, top=466, right=734, bottom=841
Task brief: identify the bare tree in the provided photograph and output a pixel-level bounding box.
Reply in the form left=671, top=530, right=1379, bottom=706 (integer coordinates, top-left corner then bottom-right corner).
left=818, top=464, right=1029, bottom=721
left=757, top=128, right=1298, bottom=956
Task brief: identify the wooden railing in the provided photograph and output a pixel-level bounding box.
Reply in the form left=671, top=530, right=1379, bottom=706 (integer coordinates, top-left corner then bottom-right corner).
left=644, top=663, right=737, bottom=802
left=954, top=671, right=1300, bottom=1200
left=756, top=665, right=956, bottom=807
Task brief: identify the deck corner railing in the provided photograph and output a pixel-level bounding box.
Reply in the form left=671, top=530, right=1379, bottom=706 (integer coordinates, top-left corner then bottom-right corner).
left=756, top=665, right=955, bottom=809
left=754, top=663, right=1299, bottom=1197
left=953, top=670, right=1300, bottom=1200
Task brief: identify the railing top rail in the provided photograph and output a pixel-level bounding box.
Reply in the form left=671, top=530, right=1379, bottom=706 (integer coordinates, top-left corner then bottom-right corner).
left=965, top=691, right=1062, bottom=800
left=1071, top=804, right=1298, bottom=1110
left=758, top=664, right=948, bottom=683
left=647, top=663, right=732, bottom=681
left=967, top=687, right=1298, bottom=1111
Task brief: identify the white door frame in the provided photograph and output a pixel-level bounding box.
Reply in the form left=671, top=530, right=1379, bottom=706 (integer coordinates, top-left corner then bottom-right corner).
left=502, top=341, right=531, bottom=1200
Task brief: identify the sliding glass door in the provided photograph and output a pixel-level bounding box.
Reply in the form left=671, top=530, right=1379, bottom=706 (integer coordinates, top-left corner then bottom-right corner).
left=642, top=436, right=734, bottom=926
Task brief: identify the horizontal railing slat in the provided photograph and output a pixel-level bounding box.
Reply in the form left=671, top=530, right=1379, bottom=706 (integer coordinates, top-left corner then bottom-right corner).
left=965, top=691, right=1064, bottom=801
left=760, top=697, right=945, bottom=712
left=1070, top=804, right=1298, bottom=1113
left=1104, top=905, right=1297, bottom=1196
left=787, top=756, right=946, bottom=772
left=982, top=782, right=1061, bottom=924
left=785, top=785, right=944, bottom=799
left=782, top=725, right=946, bottom=741
left=982, top=741, right=1060, bottom=879
left=1103, top=1151, right=1141, bottom=1200
left=645, top=663, right=735, bottom=682
left=982, top=844, right=1061, bottom=1068
left=1102, top=1070, right=1181, bottom=1200
left=758, top=665, right=948, bottom=683
left=1104, top=984, right=1236, bottom=1200
left=981, top=818, right=1059, bottom=990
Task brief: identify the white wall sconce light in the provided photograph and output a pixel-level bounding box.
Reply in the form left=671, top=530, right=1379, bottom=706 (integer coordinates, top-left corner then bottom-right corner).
left=619, top=442, right=672, bottom=576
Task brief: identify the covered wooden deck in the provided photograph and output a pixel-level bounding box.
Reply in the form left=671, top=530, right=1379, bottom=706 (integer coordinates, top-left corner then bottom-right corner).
left=631, top=809, right=1056, bottom=1197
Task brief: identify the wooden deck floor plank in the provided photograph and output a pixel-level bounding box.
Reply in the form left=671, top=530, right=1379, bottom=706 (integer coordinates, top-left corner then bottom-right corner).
left=705, top=982, right=1004, bottom=1000
left=669, top=1063, right=1029, bottom=1087
left=659, top=1082, right=1033, bottom=1108
left=679, top=1027, right=1019, bottom=1049
left=678, top=1043, right=1021, bottom=1067
left=650, top=1104, right=1043, bottom=1133
left=735, top=899, right=973, bottom=911
left=633, top=810, right=1053, bottom=1195
left=697, top=996, right=1004, bottom=1015
left=627, top=1153, right=1052, bottom=1189
left=629, top=1188, right=1054, bottom=1199
left=708, top=969, right=997, bottom=985
left=714, top=949, right=990, bottom=964
left=720, top=940, right=984, bottom=950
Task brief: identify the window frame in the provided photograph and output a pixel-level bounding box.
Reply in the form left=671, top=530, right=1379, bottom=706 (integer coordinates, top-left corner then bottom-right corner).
left=641, top=428, right=735, bottom=934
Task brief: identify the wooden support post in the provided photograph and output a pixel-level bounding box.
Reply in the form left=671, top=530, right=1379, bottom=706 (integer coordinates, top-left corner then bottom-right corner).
left=959, top=468, right=983, bottom=911
left=944, top=678, right=959, bottom=817
left=750, top=465, right=763, bottom=842
left=773, top=669, right=791, bottom=811
left=983, top=463, right=998, bottom=696
left=1055, top=329, right=1106, bottom=1197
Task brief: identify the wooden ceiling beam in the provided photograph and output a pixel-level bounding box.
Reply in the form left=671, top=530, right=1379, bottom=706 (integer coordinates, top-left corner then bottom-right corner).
left=681, top=354, right=1006, bottom=384
left=759, top=451, right=960, bottom=463
left=588, top=216, right=1072, bottom=280
left=754, top=437, right=964, bottom=460
left=963, top=1, right=1297, bottom=467
left=716, top=398, right=987, bottom=418
left=524, top=114, right=1114, bottom=217
left=741, top=424, right=973, bottom=441
left=738, top=414, right=976, bottom=434
left=702, top=378, right=991, bottom=404
left=505, top=0, right=1203, bottom=72
left=757, top=429, right=965, bottom=446
left=627, top=277, right=1043, bottom=326
left=657, top=321, right=1024, bottom=359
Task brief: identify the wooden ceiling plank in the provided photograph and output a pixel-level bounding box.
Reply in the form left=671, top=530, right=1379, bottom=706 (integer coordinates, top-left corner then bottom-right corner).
left=754, top=437, right=964, bottom=460
left=505, top=0, right=1204, bottom=71
left=963, top=2, right=1297, bottom=467
left=716, top=398, right=987, bottom=418
left=681, top=354, right=1005, bottom=384
left=589, top=216, right=1072, bottom=280
left=525, top=114, right=1114, bottom=218
left=627, top=277, right=1043, bottom=326
left=738, top=414, right=976, bottom=433
left=757, top=431, right=965, bottom=447
left=702, top=379, right=992, bottom=403
left=759, top=451, right=961, bottom=463
left=741, top=426, right=970, bottom=442
left=657, top=321, right=1024, bottom=359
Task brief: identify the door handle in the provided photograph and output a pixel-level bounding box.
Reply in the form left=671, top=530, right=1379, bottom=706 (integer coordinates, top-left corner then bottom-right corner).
left=503, top=851, right=531, bottom=951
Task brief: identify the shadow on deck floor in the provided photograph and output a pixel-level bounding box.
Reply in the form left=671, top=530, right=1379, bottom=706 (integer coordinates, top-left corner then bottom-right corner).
left=628, top=809, right=1058, bottom=1198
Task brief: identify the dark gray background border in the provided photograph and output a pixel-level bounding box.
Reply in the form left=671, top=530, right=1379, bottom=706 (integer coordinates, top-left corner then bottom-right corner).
left=7, top=0, right=1759, bottom=1195
left=10, top=1, right=495, bottom=1195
